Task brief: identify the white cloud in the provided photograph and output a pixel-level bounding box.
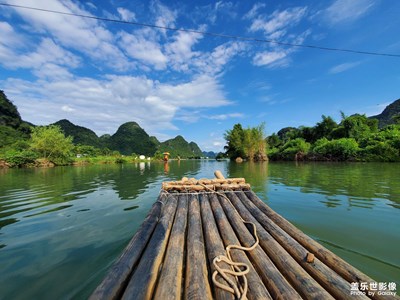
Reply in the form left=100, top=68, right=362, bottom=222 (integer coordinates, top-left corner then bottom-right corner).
left=4, top=0, right=130, bottom=70
left=118, top=30, right=167, bottom=70
left=0, top=36, right=80, bottom=71
left=117, top=7, right=136, bottom=21
left=249, top=7, right=307, bottom=36
left=193, top=41, right=248, bottom=75
left=150, top=0, right=177, bottom=35
left=207, top=113, right=244, bottom=120
left=85, top=2, right=97, bottom=11
left=253, top=51, right=287, bottom=67
left=0, top=21, right=23, bottom=46
left=324, top=0, right=376, bottom=24
left=157, top=75, right=231, bottom=108
left=33, top=63, right=74, bottom=80
left=165, top=29, right=203, bottom=72
left=247, top=7, right=310, bottom=69
left=329, top=61, right=361, bottom=74
left=199, top=1, right=238, bottom=24
left=243, top=3, right=266, bottom=20
left=3, top=74, right=231, bottom=136
left=62, top=105, right=75, bottom=112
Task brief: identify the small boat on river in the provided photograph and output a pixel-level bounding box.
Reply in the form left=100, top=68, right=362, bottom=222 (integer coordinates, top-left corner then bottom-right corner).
left=91, top=171, right=397, bottom=300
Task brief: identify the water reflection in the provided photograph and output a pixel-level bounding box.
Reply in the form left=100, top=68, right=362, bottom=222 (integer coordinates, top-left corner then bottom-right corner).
left=0, top=161, right=208, bottom=233
left=228, top=161, right=400, bottom=284
left=0, top=160, right=399, bottom=299
left=260, top=162, right=399, bottom=210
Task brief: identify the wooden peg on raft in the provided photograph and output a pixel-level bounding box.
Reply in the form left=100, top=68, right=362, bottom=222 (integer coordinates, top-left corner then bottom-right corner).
left=214, top=170, right=225, bottom=180
left=306, top=252, right=315, bottom=263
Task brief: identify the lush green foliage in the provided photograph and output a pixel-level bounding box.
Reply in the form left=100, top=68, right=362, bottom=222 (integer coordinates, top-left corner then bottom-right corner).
left=224, top=123, right=268, bottom=161
left=30, top=125, right=74, bottom=165
left=224, top=124, right=246, bottom=159
left=313, top=138, right=359, bottom=161
left=267, top=114, right=400, bottom=162
left=281, top=138, right=311, bottom=160
left=2, top=149, right=39, bottom=167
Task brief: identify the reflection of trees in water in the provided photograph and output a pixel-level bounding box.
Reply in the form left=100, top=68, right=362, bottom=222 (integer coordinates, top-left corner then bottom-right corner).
left=111, top=161, right=203, bottom=200
left=226, top=161, right=400, bottom=210
left=267, top=162, right=400, bottom=209
left=0, top=161, right=205, bottom=230
left=228, top=161, right=269, bottom=195
left=0, top=166, right=111, bottom=230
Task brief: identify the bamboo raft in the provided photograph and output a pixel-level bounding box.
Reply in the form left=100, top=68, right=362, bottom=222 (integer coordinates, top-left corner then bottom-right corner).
left=91, top=171, right=397, bottom=300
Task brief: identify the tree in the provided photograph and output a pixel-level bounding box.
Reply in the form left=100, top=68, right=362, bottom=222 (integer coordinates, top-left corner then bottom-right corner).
left=30, top=125, right=74, bottom=164
left=244, top=123, right=267, bottom=161
left=314, top=115, right=337, bottom=141
left=267, top=133, right=281, bottom=148
left=342, top=114, right=378, bottom=141
left=224, top=123, right=245, bottom=159
left=224, top=123, right=267, bottom=161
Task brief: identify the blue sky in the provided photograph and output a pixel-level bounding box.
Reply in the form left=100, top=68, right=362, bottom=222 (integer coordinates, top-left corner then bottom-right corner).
left=1, top=0, right=399, bottom=152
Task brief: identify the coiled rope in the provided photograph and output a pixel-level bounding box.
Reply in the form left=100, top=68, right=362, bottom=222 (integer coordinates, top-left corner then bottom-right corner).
left=199, top=184, right=259, bottom=300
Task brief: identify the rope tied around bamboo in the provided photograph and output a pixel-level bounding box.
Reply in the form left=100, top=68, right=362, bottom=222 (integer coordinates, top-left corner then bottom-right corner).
left=212, top=220, right=259, bottom=300
left=162, top=171, right=259, bottom=300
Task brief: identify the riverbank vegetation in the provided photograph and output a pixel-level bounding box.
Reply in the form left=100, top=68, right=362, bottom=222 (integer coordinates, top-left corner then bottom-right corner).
left=224, top=123, right=268, bottom=161
left=2, top=90, right=400, bottom=166
left=224, top=113, right=400, bottom=162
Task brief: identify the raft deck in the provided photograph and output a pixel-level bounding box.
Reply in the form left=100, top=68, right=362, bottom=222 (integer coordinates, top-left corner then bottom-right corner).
left=91, top=172, right=397, bottom=300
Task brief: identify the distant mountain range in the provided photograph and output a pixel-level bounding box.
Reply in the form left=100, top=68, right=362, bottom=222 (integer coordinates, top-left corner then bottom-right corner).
left=1, top=90, right=203, bottom=157
left=1, top=90, right=400, bottom=155
left=52, top=119, right=203, bottom=158
left=202, top=151, right=216, bottom=158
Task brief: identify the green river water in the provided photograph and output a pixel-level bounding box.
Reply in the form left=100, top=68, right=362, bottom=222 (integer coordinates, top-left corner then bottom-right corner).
left=0, top=161, right=399, bottom=299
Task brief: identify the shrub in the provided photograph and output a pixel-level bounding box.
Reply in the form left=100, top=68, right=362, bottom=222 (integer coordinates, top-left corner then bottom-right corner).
left=359, top=141, right=399, bottom=162
left=313, top=138, right=359, bottom=160
left=30, top=125, right=74, bottom=163
left=280, top=138, right=311, bottom=160
left=115, top=157, right=127, bottom=164
left=3, top=150, right=39, bottom=167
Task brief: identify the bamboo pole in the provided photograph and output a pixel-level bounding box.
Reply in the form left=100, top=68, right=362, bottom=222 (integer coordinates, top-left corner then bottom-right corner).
left=90, top=193, right=166, bottom=300
left=214, top=170, right=225, bottom=179
left=153, top=194, right=189, bottom=300
left=122, top=193, right=178, bottom=300
left=217, top=193, right=306, bottom=300
left=199, top=193, right=235, bottom=300
left=245, top=190, right=394, bottom=300
left=234, top=191, right=369, bottom=300
left=185, top=194, right=213, bottom=300
left=162, top=183, right=250, bottom=192
left=222, top=192, right=333, bottom=300
left=208, top=192, right=272, bottom=300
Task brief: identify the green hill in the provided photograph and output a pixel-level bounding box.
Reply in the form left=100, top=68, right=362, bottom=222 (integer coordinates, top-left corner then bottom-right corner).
left=53, top=119, right=101, bottom=147
left=109, top=122, right=159, bottom=156
left=1, top=91, right=204, bottom=157
left=158, top=135, right=203, bottom=158
left=370, top=99, right=400, bottom=128
left=0, top=91, right=32, bottom=147
left=0, top=90, right=22, bottom=128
